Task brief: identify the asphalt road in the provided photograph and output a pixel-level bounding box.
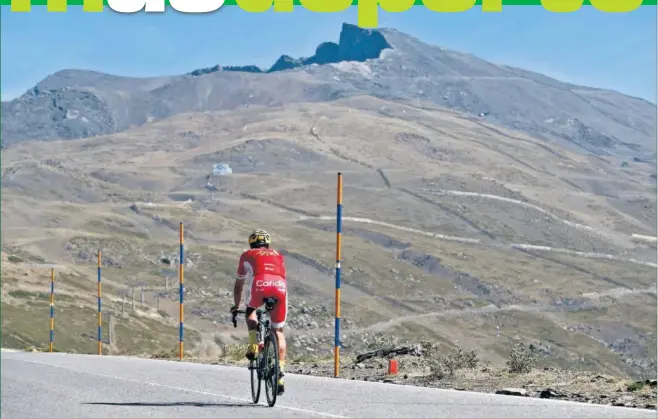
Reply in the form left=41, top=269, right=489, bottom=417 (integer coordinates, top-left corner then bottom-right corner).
left=1, top=350, right=655, bottom=418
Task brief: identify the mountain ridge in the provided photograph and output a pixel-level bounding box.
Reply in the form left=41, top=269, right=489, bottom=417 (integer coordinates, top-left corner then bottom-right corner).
left=2, top=23, right=655, bottom=159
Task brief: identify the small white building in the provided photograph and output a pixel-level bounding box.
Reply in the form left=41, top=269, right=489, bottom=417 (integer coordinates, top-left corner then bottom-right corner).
left=213, top=163, right=233, bottom=176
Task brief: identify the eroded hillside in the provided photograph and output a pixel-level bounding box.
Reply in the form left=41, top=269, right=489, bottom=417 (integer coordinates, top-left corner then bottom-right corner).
left=2, top=96, right=656, bottom=378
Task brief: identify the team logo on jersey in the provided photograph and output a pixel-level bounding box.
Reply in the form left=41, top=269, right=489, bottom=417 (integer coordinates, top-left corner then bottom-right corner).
left=255, top=249, right=280, bottom=257
left=255, top=279, right=286, bottom=288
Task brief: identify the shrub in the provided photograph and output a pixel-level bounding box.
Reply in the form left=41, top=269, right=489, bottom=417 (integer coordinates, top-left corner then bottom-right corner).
left=627, top=381, right=645, bottom=392
left=507, top=342, right=539, bottom=373
left=440, top=346, right=480, bottom=376
left=364, top=333, right=400, bottom=351
left=421, top=341, right=480, bottom=379
left=221, top=343, right=245, bottom=361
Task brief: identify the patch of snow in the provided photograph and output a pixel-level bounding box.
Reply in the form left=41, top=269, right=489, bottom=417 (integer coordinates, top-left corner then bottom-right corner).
left=330, top=61, right=373, bottom=78
left=379, top=49, right=399, bottom=60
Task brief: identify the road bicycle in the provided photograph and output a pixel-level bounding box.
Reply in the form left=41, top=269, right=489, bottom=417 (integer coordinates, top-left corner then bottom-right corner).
left=232, top=297, right=281, bottom=407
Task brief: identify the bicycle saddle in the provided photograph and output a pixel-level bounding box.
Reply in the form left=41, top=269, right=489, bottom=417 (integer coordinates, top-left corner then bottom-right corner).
left=263, top=297, right=278, bottom=311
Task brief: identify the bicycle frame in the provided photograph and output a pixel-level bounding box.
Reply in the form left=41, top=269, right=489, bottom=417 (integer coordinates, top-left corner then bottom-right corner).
left=254, top=310, right=269, bottom=377
left=232, top=298, right=280, bottom=407
left=231, top=303, right=274, bottom=345
left=256, top=309, right=270, bottom=344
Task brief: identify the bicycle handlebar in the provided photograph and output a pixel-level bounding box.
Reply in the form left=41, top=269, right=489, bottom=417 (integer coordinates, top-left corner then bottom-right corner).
left=231, top=305, right=272, bottom=328
left=231, top=309, right=247, bottom=328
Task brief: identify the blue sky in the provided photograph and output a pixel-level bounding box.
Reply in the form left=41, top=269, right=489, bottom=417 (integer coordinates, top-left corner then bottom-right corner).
left=1, top=5, right=656, bottom=102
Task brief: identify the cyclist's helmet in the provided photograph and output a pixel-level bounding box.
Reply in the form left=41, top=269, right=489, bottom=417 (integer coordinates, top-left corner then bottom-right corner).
left=248, top=229, right=271, bottom=249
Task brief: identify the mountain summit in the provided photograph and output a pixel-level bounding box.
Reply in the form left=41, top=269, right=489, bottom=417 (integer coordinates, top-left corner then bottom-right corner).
left=2, top=23, right=655, bottom=157
left=190, top=23, right=392, bottom=75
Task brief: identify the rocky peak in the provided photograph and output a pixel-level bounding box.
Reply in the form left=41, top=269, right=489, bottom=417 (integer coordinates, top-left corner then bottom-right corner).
left=310, top=42, right=341, bottom=65
left=337, top=23, right=392, bottom=62
left=254, top=23, right=394, bottom=75
left=268, top=55, right=302, bottom=72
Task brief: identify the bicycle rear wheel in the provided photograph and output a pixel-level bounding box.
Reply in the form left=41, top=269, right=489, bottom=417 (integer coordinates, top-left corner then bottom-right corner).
left=263, top=332, right=279, bottom=407
left=250, top=358, right=261, bottom=404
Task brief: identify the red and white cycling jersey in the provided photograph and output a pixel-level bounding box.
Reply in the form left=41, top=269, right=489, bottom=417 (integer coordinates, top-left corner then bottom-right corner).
left=236, top=248, right=288, bottom=327
left=236, top=248, right=287, bottom=283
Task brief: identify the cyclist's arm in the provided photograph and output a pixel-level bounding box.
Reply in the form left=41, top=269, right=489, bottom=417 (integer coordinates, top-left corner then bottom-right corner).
left=234, top=252, right=247, bottom=308
left=233, top=277, right=244, bottom=308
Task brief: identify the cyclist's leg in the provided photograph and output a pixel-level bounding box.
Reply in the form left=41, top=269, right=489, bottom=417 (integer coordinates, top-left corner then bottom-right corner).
left=270, top=287, right=287, bottom=367
left=269, top=284, right=288, bottom=391
left=244, top=307, right=259, bottom=360
left=245, top=277, right=264, bottom=360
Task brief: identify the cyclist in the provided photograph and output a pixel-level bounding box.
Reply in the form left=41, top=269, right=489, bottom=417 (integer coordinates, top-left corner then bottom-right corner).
left=230, top=229, right=288, bottom=395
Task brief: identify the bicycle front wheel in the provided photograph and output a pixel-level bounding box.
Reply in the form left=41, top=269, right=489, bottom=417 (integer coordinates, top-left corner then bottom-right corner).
left=250, top=358, right=261, bottom=404
left=263, top=332, right=279, bottom=407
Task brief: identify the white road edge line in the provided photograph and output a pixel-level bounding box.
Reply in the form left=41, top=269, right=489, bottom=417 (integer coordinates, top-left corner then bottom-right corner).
left=10, top=358, right=348, bottom=419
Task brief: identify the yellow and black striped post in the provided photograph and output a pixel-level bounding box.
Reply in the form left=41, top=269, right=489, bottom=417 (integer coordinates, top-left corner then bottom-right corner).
left=49, top=268, right=55, bottom=353
left=179, top=223, right=185, bottom=360
left=97, top=250, right=102, bottom=355
left=334, top=172, right=343, bottom=378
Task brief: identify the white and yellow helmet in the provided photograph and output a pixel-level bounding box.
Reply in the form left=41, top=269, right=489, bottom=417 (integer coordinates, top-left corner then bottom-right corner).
left=248, top=229, right=271, bottom=248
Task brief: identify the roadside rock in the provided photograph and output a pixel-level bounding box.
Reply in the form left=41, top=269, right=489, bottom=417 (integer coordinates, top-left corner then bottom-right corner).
left=495, top=388, right=527, bottom=397
left=540, top=388, right=565, bottom=399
